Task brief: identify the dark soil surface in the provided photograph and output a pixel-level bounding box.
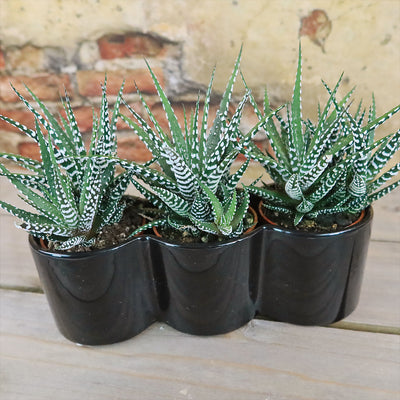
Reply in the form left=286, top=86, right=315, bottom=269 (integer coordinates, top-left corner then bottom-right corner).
left=260, top=205, right=363, bottom=232
left=156, top=210, right=256, bottom=244
left=48, top=197, right=151, bottom=252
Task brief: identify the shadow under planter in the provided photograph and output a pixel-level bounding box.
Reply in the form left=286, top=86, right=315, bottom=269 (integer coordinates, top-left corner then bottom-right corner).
left=30, top=235, right=158, bottom=345
left=255, top=207, right=373, bottom=325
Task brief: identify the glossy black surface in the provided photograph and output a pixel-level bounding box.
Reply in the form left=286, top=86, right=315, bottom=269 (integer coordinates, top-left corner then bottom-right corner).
left=151, top=235, right=260, bottom=335
left=29, top=206, right=373, bottom=344
left=255, top=207, right=373, bottom=325
left=30, top=235, right=158, bottom=345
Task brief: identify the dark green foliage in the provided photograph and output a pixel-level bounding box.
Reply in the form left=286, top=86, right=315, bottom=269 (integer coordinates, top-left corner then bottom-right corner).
left=120, top=50, right=268, bottom=239
left=0, top=81, right=131, bottom=249
left=241, top=44, right=400, bottom=225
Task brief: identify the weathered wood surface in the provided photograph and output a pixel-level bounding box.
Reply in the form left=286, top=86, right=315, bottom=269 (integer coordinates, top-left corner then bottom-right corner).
left=1, top=172, right=400, bottom=400
left=1, top=289, right=399, bottom=400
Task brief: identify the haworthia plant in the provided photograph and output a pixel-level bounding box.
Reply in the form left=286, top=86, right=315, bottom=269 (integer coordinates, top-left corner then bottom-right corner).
left=0, top=80, right=132, bottom=249
left=240, top=44, right=400, bottom=225
left=120, top=49, right=272, bottom=240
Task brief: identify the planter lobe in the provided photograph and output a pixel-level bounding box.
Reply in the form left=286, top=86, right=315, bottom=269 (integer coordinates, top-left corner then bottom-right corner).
left=152, top=234, right=259, bottom=335
left=30, top=236, right=158, bottom=345
left=256, top=207, right=373, bottom=325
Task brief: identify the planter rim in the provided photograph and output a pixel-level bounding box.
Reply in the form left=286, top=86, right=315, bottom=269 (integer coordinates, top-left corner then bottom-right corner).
left=259, top=205, right=373, bottom=238
left=29, top=233, right=150, bottom=260
left=28, top=194, right=153, bottom=259
left=28, top=208, right=259, bottom=256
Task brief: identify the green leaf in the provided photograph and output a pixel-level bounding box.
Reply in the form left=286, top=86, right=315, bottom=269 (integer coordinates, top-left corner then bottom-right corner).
left=129, top=218, right=168, bottom=237
left=189, top=96, right=201, bottom=176
left=198, top=68, right=215, bottom=169
left=0, top=200, right=64, bottom=229
left=230, top=187, right=250, bottom=231
left=362, top=103, right=400, bottom=135
left=368, top=179, right=400, bottom=203
left=0, top=114, right=37, bottom=141
left=144, top=60, right=188, bottom=164
left=0, top=152, right=42, bottom=173
left=22, top=85, right=77, bottom=161
left=61, top=90, right=86, bottom=157
left=150, top=185, right=191, bottom=217
left=367, top=162, right=400, bottom=193
left=224, top=189, right=237, bottom=225
left=161, top=142, right=198, bottom=202
left=197, top=179, right=224, bottom=221
left=189, top=217, right=219, bottom=235
left=219, top=45, right=242, bottom=121
left=367, top=129, right=400, bottom=179
left=290, top=42, right=304, bottom=162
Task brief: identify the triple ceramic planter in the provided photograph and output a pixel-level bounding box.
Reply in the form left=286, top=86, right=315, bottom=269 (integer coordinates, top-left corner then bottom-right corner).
left=30, top=206, right=373, bottom=345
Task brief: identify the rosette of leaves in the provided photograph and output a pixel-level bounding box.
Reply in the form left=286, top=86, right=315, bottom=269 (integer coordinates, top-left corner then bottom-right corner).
left=119, top=49, right=268, bottom=240
left=0, top=81, right=133, bottom=250
left=240, top=44, right=400, bottom=225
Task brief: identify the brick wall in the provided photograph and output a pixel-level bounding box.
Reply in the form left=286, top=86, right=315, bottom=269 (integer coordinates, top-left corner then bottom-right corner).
left=0, top=33, right=268, bottom=164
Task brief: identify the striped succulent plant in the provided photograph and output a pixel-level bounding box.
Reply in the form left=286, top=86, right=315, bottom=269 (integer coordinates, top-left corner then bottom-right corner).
left=241, top=44, right=400, bottom=225
left=0, top=81, right=133, bottom=250
left=120, top=50, right=266, bottom=240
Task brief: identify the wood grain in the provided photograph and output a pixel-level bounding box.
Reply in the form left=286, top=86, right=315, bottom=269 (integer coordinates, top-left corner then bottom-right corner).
left=1, top=289, right=399, bottom=400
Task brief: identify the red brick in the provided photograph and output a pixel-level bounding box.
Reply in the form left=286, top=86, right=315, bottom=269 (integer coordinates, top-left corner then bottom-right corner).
left=116, top=135, right=152, bottom=162
left=0, top=74, right=72, bottom=102
left=18, top=141, right=41, bottom=161
left=98, top=34, right=164, bottom=59
left=0, top=49, right=5, bottom=70
left=76, top=69, right=163, bottom=97
left=0, top=109, right=36, bottom=132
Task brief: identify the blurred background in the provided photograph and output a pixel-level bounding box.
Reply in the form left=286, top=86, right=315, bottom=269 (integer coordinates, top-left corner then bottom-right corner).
left=0, top=0, right=399, bottom=164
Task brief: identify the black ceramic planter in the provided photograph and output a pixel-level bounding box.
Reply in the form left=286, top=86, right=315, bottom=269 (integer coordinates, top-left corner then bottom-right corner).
left=255, top=206, right=373, bottom=325
left=150, top=232, right=261, bottom=335
left=30, top=235, right=158, bottom=345
left=28, top=203, right=373, bottom=344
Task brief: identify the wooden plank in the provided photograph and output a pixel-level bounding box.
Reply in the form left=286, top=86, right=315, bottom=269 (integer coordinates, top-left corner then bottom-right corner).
left=1, top=290, right=399, bottom=400
left=345, top=241, right=400, bottom=327
left=370, top=188, right=400, bottom=242
left=0, top=214, right=41, bottom=289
